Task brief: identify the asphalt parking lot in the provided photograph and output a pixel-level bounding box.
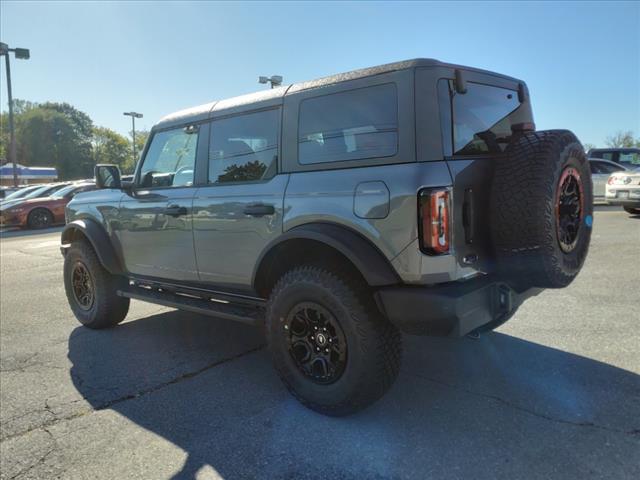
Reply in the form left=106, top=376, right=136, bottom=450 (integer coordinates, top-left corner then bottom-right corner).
left=0, top=206, right=638, bottom=480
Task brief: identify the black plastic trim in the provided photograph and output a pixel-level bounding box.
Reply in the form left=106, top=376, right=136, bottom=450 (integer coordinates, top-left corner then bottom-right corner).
left=253, top=222, right=400, bottom=288
left=61, top=219, right=124, bottom=275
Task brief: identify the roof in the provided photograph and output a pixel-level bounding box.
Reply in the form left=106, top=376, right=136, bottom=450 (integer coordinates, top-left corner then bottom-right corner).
left=154, top=58, right=523, bottom=130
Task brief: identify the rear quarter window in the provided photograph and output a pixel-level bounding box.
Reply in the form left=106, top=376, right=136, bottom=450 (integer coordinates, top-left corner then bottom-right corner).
left=298, top=83, right=398, bottom=165
left=439, top=80, right=529, bottom=156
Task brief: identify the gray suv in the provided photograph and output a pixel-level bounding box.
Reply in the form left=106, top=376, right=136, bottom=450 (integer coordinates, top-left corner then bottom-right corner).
left=62, top=59, right=593, bottom=415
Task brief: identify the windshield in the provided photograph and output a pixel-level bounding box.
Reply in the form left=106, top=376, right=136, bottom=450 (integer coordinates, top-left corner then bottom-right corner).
left=21, top=184, right=63, bottom=200
left=1, top=185, right=40, bottom=202
left=52, top=184, right=81, bottom=198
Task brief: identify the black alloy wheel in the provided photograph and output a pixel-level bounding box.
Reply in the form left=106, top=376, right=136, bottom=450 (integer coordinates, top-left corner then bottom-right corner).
left=285, top=302, right=347, bottom=384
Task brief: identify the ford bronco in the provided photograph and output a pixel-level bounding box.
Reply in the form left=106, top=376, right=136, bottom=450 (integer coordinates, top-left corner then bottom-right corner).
left=61, top=59, right=593, bottom=415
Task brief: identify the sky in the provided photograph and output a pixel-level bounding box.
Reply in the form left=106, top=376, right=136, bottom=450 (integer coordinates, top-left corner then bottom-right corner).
left=1, top=0, right=639, bottom=147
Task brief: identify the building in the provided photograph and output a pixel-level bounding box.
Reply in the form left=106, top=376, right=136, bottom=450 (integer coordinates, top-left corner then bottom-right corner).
left=0, top=163, right=58, bottom=186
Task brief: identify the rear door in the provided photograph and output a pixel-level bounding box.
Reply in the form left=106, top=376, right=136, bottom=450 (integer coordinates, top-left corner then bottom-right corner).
left=192, top=108, right=286, bottom=290
left=117, top=125, right=201, bottom=282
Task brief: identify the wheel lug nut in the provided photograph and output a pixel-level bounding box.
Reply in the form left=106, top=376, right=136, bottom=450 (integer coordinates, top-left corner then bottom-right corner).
left=325, top=348, right=329, bottom=353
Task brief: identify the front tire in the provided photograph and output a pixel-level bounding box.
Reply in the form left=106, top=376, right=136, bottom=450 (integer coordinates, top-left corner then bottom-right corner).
left=63, top=240, right=130, bottom=329
left=265, top=266, right=402, bottom=416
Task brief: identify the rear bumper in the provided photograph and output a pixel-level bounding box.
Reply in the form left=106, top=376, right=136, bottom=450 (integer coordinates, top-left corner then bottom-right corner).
left=375, top=275, right=542, bottom=336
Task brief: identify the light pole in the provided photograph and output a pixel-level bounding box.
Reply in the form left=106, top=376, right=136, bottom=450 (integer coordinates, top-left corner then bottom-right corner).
left=123, top=111, right=143, bottom=166
left=258, top=75, right=283, bottom=89
left=1, top=42, right=30, bottom=187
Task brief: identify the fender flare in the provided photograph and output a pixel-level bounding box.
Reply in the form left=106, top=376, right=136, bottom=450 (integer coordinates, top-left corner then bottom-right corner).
left=253, top=223, right=400, bottom=288
left=61, top=219, right=124, bottom=275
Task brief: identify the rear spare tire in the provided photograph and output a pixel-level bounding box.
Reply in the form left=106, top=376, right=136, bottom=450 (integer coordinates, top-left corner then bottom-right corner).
left=491, top=130, right=593, bottom=289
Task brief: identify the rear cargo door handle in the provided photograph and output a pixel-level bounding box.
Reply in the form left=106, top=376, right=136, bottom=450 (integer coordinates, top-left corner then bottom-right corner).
left=164, top=205, right=188, bottom=217
left=243, top=204, right=275, bottom=216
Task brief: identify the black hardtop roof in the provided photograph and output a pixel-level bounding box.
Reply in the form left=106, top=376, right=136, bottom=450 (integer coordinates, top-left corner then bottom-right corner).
left=154, top=58, right=523, bottom=130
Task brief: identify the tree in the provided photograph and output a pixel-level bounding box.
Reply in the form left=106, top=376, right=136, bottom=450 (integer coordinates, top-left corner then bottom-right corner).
left=17, top=107, right=93, bottom=179
left=92, top=126, right=131, bottom=172
left=605, top=131, right=638, bottom=148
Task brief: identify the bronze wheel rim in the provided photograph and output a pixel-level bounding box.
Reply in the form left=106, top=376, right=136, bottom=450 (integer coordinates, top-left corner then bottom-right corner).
left=555, top=167, right=584, bottom=253
left=71, top=261, right=94, bottom=311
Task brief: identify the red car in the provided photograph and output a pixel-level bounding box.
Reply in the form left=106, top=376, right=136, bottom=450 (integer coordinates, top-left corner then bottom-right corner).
left=0, top=183, right=96, bottom=229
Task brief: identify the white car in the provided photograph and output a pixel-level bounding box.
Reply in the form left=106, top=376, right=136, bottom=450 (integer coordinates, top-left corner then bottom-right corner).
left=589, top=158, right=629, bottom=201
left=605, top=167, right=640, bottom=214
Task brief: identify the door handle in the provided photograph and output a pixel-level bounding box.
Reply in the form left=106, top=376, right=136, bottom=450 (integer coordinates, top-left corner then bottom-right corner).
left=164, top=205, right=188, bottom=217
left=243, top=204, right=275, bottom=216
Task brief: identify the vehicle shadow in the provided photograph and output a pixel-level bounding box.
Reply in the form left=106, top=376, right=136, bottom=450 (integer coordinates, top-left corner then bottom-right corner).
left=68, top=311, right=640, bottom=479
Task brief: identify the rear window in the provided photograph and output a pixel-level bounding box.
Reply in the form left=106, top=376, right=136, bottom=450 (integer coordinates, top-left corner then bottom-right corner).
left=298, top=83, right=398, bottom=165
left=440, top=80, right=528, bottom=156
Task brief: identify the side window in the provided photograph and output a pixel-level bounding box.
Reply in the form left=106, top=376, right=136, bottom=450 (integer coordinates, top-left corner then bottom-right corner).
left=600, top=162, right=625, bottom=174
left=298, top=83, right=398, bottom=165
left=589, top=162, right=601, bottom=174
left=209, top=109, right=279, bottom=184
left=448, top=81, right=526, bottom=155
left=139, top=127, right=198, bottom=188
left=620, top=152, right=640, bottom=166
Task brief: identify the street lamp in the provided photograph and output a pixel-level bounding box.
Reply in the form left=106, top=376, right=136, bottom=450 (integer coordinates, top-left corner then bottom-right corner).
left=258, top=75, right=283, bottom=89
left=1, top=42, right=30, bottom=188
left=123, top=111, right=143, bottom=166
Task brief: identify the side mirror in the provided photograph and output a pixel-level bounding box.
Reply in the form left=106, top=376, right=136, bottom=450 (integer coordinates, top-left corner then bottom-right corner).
left=95, top=164, right=122, bottom=189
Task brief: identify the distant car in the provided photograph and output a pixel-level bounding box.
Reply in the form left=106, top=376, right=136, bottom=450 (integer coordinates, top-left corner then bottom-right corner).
left=587, top=148, right=640, bottom=169
left=0, top=183, right=70, bottom=210
left=0, top=184, right=43, bottom=205
left=0, top=183, right=96, bottom=229
left=589, top=158, right=629, bottom=201
left=605, top=168, right=640, bottom=214
left=0, top=186, right=22, bottom=199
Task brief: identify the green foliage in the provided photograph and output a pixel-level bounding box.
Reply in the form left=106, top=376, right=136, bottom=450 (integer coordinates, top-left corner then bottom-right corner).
left=93, top=126, right=132, bottom=173
left=1, top=99, right=147, bottom=180
left=17, top=107, right=94, bottom=179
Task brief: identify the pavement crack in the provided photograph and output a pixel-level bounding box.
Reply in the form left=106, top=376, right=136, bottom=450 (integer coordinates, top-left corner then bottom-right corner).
left=411, top=372, right=637, bottom=437
left=92, top=345, right=265, bottom=411
left=0, top=346, right=265, bottom=444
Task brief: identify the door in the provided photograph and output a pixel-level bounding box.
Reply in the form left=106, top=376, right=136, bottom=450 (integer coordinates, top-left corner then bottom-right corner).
left=192, top=108, right=286, bottom=290
left=117, top=125, right=201, bottom=282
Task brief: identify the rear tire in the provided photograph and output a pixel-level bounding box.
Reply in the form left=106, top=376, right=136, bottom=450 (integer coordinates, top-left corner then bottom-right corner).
left=27, top=208, right=53, bottom=229
left=491, top=130, right=593, bottom=289
left=623, top=207, right=640, bottom=215
left=265, top=266, right=402, bottom=416
left=63, top=240, right=130, bottom=329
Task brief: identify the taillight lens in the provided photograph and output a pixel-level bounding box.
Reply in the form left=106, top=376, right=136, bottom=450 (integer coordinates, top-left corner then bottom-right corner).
left=419, top=189, right=450, bottom=255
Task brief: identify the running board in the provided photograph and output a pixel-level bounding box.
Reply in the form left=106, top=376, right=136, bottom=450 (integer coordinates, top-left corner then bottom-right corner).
left=118, top=285, right=263, bottom=326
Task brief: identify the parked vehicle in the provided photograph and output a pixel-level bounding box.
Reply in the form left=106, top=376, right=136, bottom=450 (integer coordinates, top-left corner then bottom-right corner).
left=0, top=186, right=22, bottom=199
left=0, top=183, right=96, bottom=229
left=61, top=59, right=593, bottom=415
left=589, top=158, right=629, bottom=201
left=0, top=184, right=43, bottom=204
left=0, top=183, right=70, bottom=210
left=587, top=148, right=640, bottom=169
left=605, top=167, right=640, bottom=214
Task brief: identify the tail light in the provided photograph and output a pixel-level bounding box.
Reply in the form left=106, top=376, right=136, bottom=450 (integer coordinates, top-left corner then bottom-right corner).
left=419, top=189, right=450, bottom=255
